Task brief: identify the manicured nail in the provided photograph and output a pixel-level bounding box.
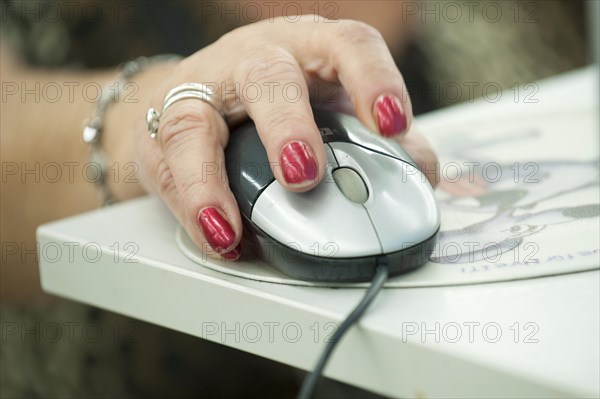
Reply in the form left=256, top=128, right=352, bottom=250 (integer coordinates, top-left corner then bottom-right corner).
left=280, top=141, right=318, bottom=184
left=198, top=207, right=236, bottom=252
left=221, top=244, right=241, bottom=261
left=374, top=95, right=407, bottom=137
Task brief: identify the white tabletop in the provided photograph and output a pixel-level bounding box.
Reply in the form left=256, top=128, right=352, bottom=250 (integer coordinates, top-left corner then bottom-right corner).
left=38, top=66, right=600, bottom=398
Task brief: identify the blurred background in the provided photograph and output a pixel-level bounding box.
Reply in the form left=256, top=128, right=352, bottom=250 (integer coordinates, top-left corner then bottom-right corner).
left=2, top=0, right=594, bottom=114
left=1, top=0, right=597, bottom=397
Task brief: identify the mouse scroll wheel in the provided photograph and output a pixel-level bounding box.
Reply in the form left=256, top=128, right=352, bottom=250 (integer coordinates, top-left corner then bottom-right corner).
left=332, top=167, right=369, bottom=204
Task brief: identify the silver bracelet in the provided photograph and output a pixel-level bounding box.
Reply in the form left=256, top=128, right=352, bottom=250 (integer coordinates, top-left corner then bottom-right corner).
left=82, top=54, right=182, bottom=206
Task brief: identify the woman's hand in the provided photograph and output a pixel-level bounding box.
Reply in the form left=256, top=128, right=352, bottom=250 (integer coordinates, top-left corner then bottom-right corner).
left=107, top=16, right=439, bottom=261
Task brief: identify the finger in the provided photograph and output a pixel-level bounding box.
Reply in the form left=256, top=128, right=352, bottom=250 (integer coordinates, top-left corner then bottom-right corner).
left=326, top=21, right=412, bottom=137
left=394, top=129, right=439, bottom=188
left=287, top=19, right=413, bottom=138
left=234, top=46, right=326, bottom=192
left=138, top=118, right=241, bottom=261
left=310, top=82, right=437, bottom=188
left=156, top=99, right=242, bottom=257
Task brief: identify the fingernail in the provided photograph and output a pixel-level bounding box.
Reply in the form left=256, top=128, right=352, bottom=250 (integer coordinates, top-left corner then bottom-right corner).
left=374, top=95, right=407, bottom=137
left=221, top=244, right=241, bottom=261
left=280, top=141, right=318, bottom=184
left=198, top=207, right=236, bottom=252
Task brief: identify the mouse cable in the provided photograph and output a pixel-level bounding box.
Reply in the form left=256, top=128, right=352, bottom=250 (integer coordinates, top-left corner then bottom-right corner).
left=297, top=256, right=389, bottom=399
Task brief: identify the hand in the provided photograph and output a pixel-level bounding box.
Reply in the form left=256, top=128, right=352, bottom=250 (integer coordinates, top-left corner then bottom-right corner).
left=107, top=16, right=439, bottom=261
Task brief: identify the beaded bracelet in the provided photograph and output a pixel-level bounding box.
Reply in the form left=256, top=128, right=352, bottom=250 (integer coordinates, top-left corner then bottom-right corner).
left=82, top=54, right=181, bottom=206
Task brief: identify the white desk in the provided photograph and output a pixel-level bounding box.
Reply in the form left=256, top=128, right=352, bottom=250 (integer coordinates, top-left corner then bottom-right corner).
left=38, top=67, right=600, bottom=398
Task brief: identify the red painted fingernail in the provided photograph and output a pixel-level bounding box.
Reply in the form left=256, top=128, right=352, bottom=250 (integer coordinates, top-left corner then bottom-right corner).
left=280, top=141, right=318, bottom=184
left=198, top=207, right=236, bottom=252
left=222, top=244, right=241, bottom=261
left=374, top=95, right=407, bottom=137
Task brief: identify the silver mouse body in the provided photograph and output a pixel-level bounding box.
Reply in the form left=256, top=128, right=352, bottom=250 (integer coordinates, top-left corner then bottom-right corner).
left=226, top=106, right=440, bottom=282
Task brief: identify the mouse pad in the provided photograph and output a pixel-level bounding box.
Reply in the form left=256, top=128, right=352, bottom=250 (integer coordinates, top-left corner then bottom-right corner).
left=177, top=103, right=599, bottom=288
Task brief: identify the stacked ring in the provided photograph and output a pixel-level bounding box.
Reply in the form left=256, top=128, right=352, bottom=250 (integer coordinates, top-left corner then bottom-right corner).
left=146, top=83, right=225, bottom=139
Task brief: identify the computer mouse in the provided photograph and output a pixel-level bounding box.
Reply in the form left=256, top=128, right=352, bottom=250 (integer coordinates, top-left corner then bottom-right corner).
left=225, top=105, right=440, bottom=282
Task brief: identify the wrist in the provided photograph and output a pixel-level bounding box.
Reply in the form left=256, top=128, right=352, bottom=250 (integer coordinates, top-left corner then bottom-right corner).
left=102, top=60, right=179, bottom=201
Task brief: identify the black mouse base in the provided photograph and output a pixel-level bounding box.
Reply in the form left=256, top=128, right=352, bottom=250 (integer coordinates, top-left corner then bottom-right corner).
left=242, top=220, right=439, bottom=283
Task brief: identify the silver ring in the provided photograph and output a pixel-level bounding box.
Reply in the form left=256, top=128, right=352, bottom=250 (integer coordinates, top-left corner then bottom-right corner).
left=146, top=83, right=225, bottom=139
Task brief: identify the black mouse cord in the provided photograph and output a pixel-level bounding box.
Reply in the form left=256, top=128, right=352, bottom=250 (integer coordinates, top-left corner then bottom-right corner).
left=297, top=257, right=389, bottom=399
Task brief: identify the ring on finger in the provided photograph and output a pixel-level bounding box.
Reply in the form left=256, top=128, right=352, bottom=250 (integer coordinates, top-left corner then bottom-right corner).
left=146, top=83, right=225, bottom=139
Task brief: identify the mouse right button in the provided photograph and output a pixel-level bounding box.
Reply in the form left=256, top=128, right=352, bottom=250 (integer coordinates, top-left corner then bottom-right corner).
left=330, top=142, right=441, bottom=253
